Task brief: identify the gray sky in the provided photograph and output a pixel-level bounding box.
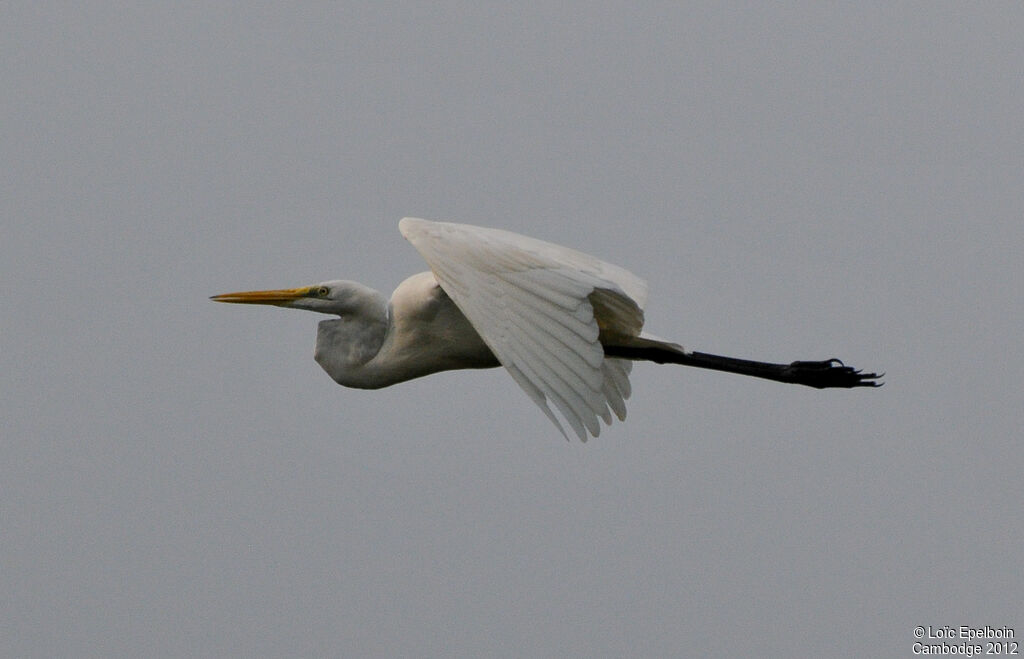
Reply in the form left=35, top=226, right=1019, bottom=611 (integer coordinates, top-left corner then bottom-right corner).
left=2, top=3, right=1021, bottom=657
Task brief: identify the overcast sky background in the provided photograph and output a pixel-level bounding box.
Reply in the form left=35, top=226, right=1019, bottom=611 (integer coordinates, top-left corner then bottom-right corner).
left=2, top=3, right=1021, bottom=657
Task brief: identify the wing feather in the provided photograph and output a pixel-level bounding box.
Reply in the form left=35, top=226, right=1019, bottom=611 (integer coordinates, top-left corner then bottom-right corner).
left=501, top=282, right=601, bottom=346
left=505, top=310, right=605, bottom=391
left=602, top=359, right=632, bottom=420
left=504, top=338, right=605, bottom=437
left=399, top=217, right=647, bottom=440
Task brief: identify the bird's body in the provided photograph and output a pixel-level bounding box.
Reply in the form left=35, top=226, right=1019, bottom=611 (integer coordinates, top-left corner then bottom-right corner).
left=314, top=271, right=498, bottom=389
left=213, top=218, right=880, bottom=440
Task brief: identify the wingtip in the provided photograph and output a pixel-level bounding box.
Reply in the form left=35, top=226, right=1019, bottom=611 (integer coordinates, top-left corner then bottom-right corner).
left=398, top=217, right=429, bottom=238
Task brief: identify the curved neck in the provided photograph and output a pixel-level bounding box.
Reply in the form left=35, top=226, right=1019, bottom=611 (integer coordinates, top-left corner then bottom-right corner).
left=314, top=297, right=390, bottom=388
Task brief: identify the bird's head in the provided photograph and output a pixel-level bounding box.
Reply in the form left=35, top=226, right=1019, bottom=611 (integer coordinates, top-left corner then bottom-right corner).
left=211, top=280, right=380, bottom=316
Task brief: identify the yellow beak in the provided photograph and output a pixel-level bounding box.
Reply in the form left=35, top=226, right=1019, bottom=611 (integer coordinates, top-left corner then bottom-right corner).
left=210, top=286, right=314, bottom=305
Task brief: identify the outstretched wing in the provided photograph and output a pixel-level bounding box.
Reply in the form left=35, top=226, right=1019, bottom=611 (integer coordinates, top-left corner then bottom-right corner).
left=399, top=217, right=648, bottom=441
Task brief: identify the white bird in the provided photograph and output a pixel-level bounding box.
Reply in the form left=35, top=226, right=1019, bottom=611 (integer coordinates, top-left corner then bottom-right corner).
left=212, top=218, right=881, bottom=440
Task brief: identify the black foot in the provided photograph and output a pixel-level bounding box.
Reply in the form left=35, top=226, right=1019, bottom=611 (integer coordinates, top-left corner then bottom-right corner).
left=782, top=358, right=884, bottom=389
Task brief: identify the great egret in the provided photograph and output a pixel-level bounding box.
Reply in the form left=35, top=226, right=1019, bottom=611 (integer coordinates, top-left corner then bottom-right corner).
left=212, top=218, right=881, bottom=440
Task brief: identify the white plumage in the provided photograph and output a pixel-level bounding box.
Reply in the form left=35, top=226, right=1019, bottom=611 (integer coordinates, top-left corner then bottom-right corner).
left=399, top=218, right=646, bottom=439
left=212, top=218, right=881, bottom=441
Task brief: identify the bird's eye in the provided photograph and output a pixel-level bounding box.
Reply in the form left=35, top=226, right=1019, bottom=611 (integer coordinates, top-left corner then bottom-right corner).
left=317, top=286, right=330, bottom=297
